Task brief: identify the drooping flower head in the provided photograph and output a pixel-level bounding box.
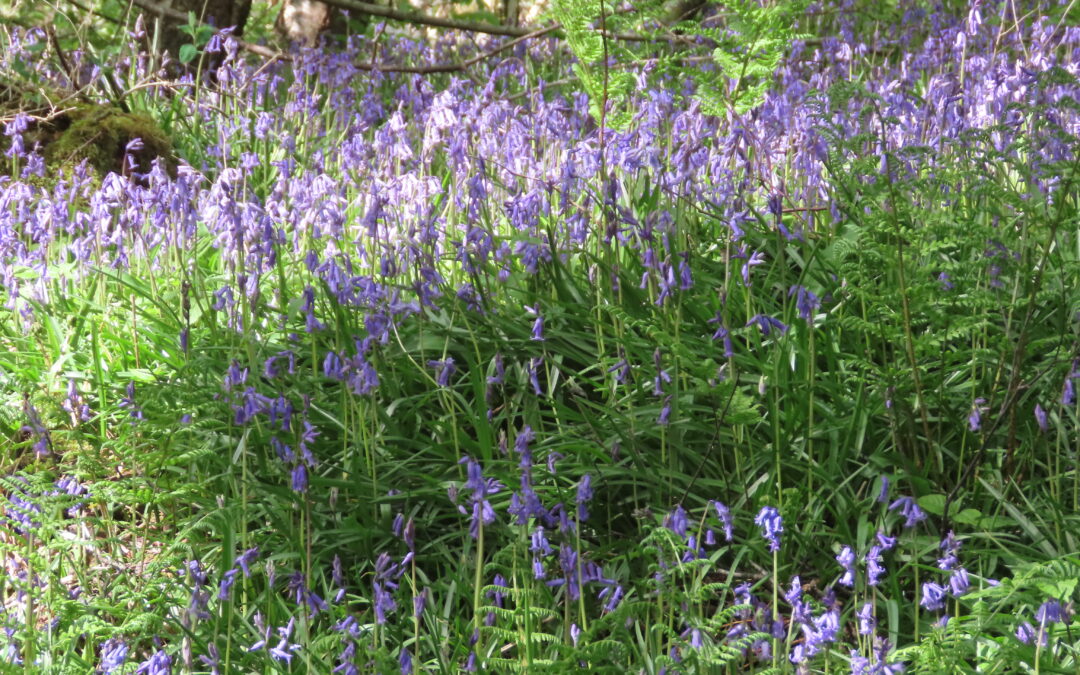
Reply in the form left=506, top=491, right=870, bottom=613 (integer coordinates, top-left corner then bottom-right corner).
left=836, top=546, right=856, bottom=587
left=888, top=496, right=927, bottom=528
left=754, top=506, right=783, bottom=552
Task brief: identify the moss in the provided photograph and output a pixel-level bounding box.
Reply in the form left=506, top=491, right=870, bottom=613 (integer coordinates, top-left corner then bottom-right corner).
left=41, top=104, right=175, bottom=179
left=2, top=74, right=174, bottom=183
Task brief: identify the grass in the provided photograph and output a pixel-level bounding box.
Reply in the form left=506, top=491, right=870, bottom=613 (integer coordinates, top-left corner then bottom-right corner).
left=1, top=1, right=1080, bottom=673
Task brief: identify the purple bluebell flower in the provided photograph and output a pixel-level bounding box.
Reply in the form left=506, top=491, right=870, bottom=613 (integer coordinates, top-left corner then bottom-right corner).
left=754, top=506, right=783, bottom=552
left=531, top=527, right=553, bottom=557
left=678, top=255, right=693, bottom=290
left=602, top=585, right=625, bottom=613
left=652, top=349, right=671, bottom=396
left=373, top=581, right=397, bottom=624
left=664, top=504, right=690, bottom=538
left=711, top=501, right=733, bottom=541
left=850, top=650, right=870, bottom=674
left=920, top=582, right=947, bottom=611
left=266, top=396, right=294, bottom=433
left=1035, top=600, right=1068, bottom=625
left=888, top=496, right=927, bottom=528
left=707, top=313, right=735, bottom=357
left=219, top=568, right=239, bottom=600
left=287, top=571, right=328, bottom=617
left=198, top=643, right=221, bottom=675
left=269, top=629, right=301, bottom=664
left=949, top=568, right=970, bottom=597
left=53, top=475, right=88, bottom=515
left=187, top=560, right=209, bottom=587
left=526, top=305, right=544, bottom=341
left=866, top=545, right=886, bottom=586
left=119, top=381, right=144, bottom=422
left=876, top=475, right=890, bottom=503
left=689, top=627, right=703, bottom=649
left=528, top=357, right=543, bottom=395
left=575, top=474, right=593, bottom=522
left=414, top=589, right=428, bottom=618
left=607, top=357, right=630, bottom=384
left=302, top=285, right=324, bottom=332
left=856, top=602, right=875, bottom=635
left=331, top=555, right=347, bottom=604
left=225, top=360, right=248, bottom=391
left=323, top=351, right=346, bottom=380
left=487, top=574, right=508, bottom=609
left=399, top=648, right=413, bottom=674
left=658, top=396, right=672, bottom=425
left=837, top=546, right=856, bottom=587
left=508, top=474, right=546, bottom=526
left=741, top=250, right=765, bottom=286
left=532, top=556, right=545, bottom=580
left=751, top=640, right=771, bottom=662
left=134, top=649, right=171, bottom=675
left=99, top=638, right=128, bottom=674
left=788, top=285, right=821, bottom=321
left=62, top=379, right=91, bottom=423
left=459, top=457, right=501, bottom=538
left=746, top=314, right=789, bottom=337
left=871, top=638, right=906, bottom=673
left=938, top=531, right=961, bottom=570
left=968, top=397, right=986, bottom=431
left=514, top=426, right=535, bottom=468
left=235, top=547, right=258, bottom=577
left=785, top=576, right=802, bottom=604
left=1015, top=621, right=1043, bottom=646
left=291, top=464, right=308, bottom=493
left=212, top=286, right=234, bottom=312
left=428, top=357, right=456, bottom=387
left=1034, top=403, right=1048, bottom=431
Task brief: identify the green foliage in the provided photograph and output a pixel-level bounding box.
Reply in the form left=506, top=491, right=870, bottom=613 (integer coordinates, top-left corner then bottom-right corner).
left=900, top=557, right=1080, bottom=672
left=3, top=5, right=1080, bottom=674
left=550, top=0, right=809, bottom=124
left=176, top=11, right=217, bottom=65
left=550, top=0, right=635, bottom=128
left=685, top=0, right=810, bottom=115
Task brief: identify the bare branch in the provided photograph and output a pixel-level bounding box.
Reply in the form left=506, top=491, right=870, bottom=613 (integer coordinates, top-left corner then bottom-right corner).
left=122, top=0, right=650, bottom=75
left=317, top=0, right=650, bottom=41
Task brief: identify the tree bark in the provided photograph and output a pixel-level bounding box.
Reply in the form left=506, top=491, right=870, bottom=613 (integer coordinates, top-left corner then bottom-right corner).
left=140, top=0, right=253, bottom=60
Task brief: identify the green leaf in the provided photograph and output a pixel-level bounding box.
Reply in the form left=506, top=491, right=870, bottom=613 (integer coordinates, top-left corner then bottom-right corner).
left=1035, top=578, right=1077, bottom=600
left=178, top=44, right=199, bottom=64
left=917, top=494, right=946, bottom=516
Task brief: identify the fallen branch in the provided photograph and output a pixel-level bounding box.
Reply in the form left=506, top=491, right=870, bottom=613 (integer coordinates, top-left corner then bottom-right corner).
left=354, top=23, right=561, bottom=73
left=122, top=1, right=562, bottom=76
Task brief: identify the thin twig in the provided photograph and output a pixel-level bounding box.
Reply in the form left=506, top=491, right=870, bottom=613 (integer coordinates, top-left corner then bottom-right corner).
left=122, top=0, right=569, bottom=75
left=62, top=0, right=123, bottom=26
left=318, top=0, right=649, bottom=41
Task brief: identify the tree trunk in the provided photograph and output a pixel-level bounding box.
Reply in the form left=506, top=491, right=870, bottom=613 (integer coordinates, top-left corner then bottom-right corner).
left=151, top=0, right=253, bottom=61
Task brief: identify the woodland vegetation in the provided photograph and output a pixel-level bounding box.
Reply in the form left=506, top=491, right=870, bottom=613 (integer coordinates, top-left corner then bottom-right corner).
left=1, top=0, right=1079, bottom=673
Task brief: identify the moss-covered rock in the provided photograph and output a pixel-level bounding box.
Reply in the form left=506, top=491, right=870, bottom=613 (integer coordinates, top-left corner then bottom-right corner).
left=2, top=80, right=174, bottom=181
left=42, top=104, right=174, bottom=179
